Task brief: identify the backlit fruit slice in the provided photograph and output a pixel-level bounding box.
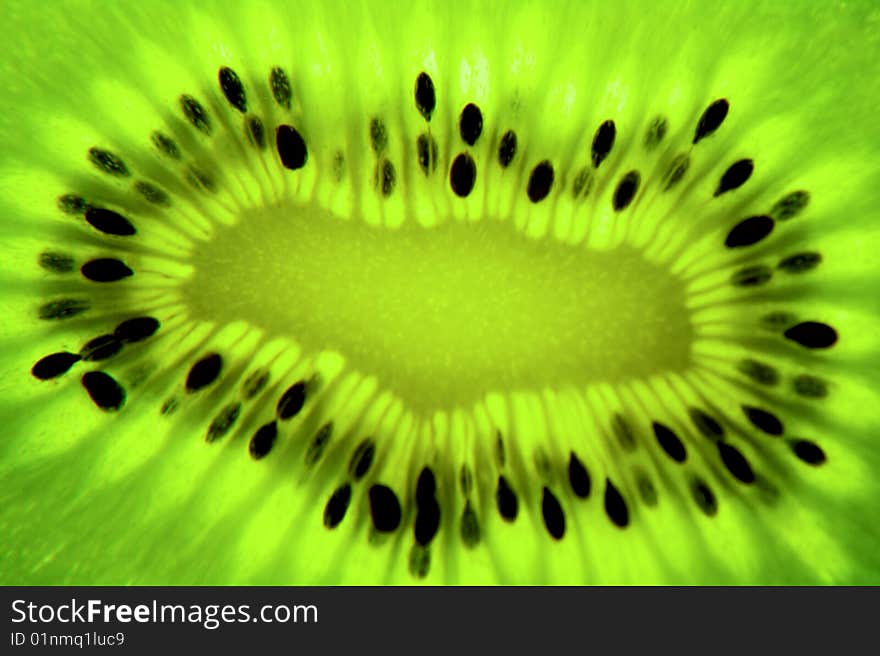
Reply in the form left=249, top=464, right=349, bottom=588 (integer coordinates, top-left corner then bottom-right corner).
left=0, top=0, right=879, bottom=585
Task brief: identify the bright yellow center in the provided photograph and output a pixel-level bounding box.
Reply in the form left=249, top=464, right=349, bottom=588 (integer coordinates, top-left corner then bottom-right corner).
left=183, top=201, right=693, bottom=409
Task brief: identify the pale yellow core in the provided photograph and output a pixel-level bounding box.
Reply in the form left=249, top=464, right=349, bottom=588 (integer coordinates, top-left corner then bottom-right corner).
left=183, top=203, right=693, bottom=409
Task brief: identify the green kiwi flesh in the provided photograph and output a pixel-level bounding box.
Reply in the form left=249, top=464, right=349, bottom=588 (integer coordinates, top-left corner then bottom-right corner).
left=0, top=0, right=879, bottom=584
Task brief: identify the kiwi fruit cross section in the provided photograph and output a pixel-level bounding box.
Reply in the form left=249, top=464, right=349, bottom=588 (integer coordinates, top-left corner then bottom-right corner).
left=1, top=0, right=879, bottom=584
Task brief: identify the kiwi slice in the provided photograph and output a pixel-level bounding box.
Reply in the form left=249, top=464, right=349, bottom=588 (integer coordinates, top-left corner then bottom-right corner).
left=1, top=0, right=879, bottom=585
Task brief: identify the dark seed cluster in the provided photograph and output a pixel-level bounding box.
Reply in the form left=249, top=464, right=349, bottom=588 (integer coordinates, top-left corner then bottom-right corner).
left=31, top=63, right=838, bottom=582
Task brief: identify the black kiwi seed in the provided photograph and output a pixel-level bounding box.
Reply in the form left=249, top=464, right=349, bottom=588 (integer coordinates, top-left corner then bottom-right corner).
left=39, top=251, right=75, bottom=273
left=591, top=119, right=616, bottom=168
left=496, top=475, right=518, bottom=521
left=369, top=484, right=402, bottom=532
left=792, top=374, right=829, bottom=399
left=206, top=402, right=242, bottom=443
left=724, top=215, right=774, bottom=248
left=652, top=421, right=687, bottom=463
left=730, top=265, right=773, bottom=287
left=276, top=380, right=307, bottom=420
left=218, top=66, right=247, bottom=113
left=323, top=483, right=352, bottom=529
left=459, top=103, right=483, bottom=145
left=526, top=160, right=554, bottom=203
left=151, top=131, right=181, bottom=159
left=180, top=94, right=212, bottom=134
left=79, top=334, right=123, bottom=362
left=88, top=147, right=130, bottom=177
left=84, top=207, right=136, bottom=236
left=113, top=316, right=160, bottom=343
left=662, top=154, right=690, bottom=191
left=276, top=125, right=308, bottom=170
left=349, top=438, right=376, bottom=481
left=718, top=442, right=756, bottom=483
left=791, top=439, right=826, bottom=465
left=541, top=488, right=566, bottom=540
left=460, top=502, right=481, bottom=548
left=693, top=98, right=729, bottom=144
left=737, top=359, right=780, bottom=386
left=134, top=181, right=170, bottom=206
left=369, top=117, right=388, bottom=155
left=249, top=421, right=278, bottom=460
left=498, top=129, right=517, bottom=167
left=691, top=479, right=718, bottom=516
left=185, top=353, right=223, bottom=392
left=414, top=478, right=441, bottom=545
left=742, top=406, right=784, bottom=436
left=714, top=159, right=754, bottom=196
left=246, top=116, right=266, bottom=150
left=567, top=452, right=591, bottom=499
left=31, top=352, right=81, bottom=380
left=778, top=252, right=822, bottom=274
left=572, top=167, right=593, bottom=199
left=38, top=298, right=89, bottom=321
left=81, top=258, right=133, bottom=283
left=450, top=153, right=477, bottom=197
left=414, top=71, right=436, bottom=121
left=612, top=170, right=640, bottom=211
left=58, top=193, right=88, bottom=215
left=81, top=371, right=126, bottom=411
left=416, top=133, right=438, bottom=175
left=770, top=190, right=810, bottom=221
left=304, top=422, right=333, bottom=466
left=783, top=322, right=838, bottom=349
left=643, top=116, right=668, bottom=150
left=604, top=480, right=629, bottom=528
left=688, top=408, right=724, bottom=439
left=416, top=467, right=437, bottom=500
left=270, top=66, right=292, bottom=108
